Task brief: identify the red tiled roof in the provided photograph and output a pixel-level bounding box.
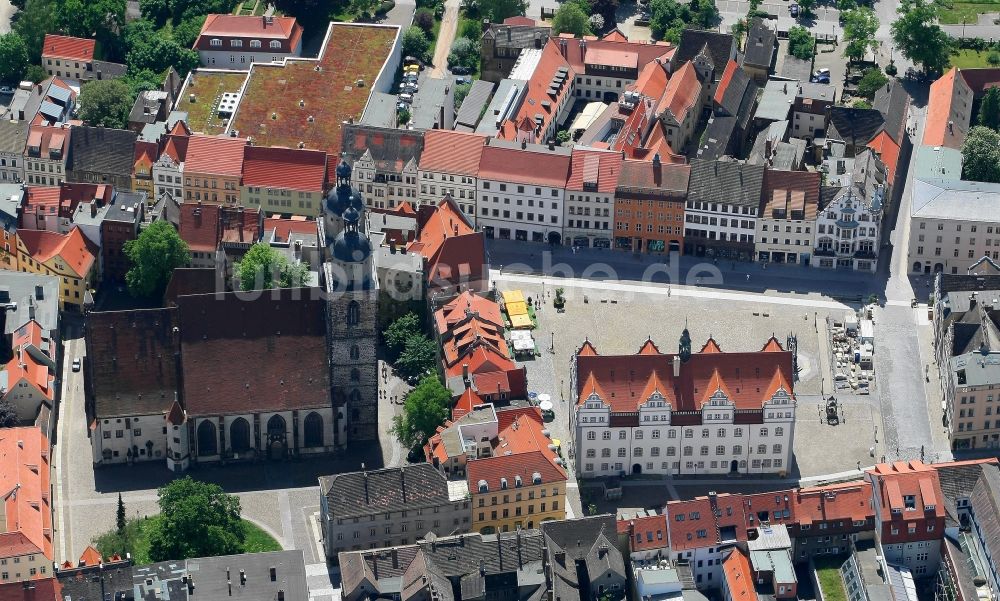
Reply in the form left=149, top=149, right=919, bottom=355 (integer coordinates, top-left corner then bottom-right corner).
left=793, top=481, right=873, bottom=525
left=617, top=159, right=690, bottom=191
left=17, top=227, right=95, bottom=278
left=451, top=388, right=486, bottom=420
left=478, top=143, right=571, bottom=188
left=467, top=407, right=565, bottom=492
left=666, top=493, right=747, bottom=551
left=575, top=336, right=795, bottom=411
left=714, top=59, right=740, bottom=105
left=567, top=148, right=622, bottom=193
left=178, top=202, right=221, bottom=252
left=243, top=145, right=327, bottom=192
left=195, top=14, right=303, bottom=51
left=185, top=134, right=247, bottom=178
left=0, top=577, right=61, bottom=601
left=26, top=125, right=69, bottom=157
left=444, top=344, right=515, bottom=380
left=761, top=170, right=821, bottom=221
left=867, top=460, right=945, bottom=522
left=618, top=514, right=669, bottom=552
left=867, top=131, right=900, bottom=183
left=434, top=290, right=503, bottom=334
left=498, top=40, right=575, bottom=143
left=722, top=548, right=754, bottom=601
left=0, top=427, right=52, bottom=562
left=159, top=124, right=191, bottom=164
left=578, top=340, right=598, bottom=356
left=5, top=321, right=55, bottom=403
left=661, top=61, right=701, bottom=124
left=77, top=546, right=103, bottom=567
left=503, top=16, right=538, bottom=25
left=557, top=33, right=673, bottom=76
left=923, top=68, right=972, bottom=150
left=960, top=68, right=1000, bottom=95
left=700, top=338, right=722, bottom=353
left=419, top=130, right=487, bottom=176
left=264, top=216, right=316, bottom=242
left=42, top=34, right=95, bottom=62
left=638, top=338, right=661, bottom=355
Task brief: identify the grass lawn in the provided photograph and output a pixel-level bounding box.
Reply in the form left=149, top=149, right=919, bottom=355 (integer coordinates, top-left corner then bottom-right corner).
left=814, top=558, right=849, bottom=601
left=95, top=516, right=281, bottom=565
left=950, top=49, right=1000, bottom=68
left=936, top=0, right=1000, bottom=23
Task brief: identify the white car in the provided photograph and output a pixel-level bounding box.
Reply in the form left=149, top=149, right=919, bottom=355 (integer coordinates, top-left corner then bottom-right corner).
left=0, top=86, right=13, bottom=95
left=72, top=358, right=81, bottom=372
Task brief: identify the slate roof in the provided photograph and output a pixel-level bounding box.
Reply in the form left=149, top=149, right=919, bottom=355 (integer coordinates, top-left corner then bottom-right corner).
left=826, top=107, right=886, bottom=147
left=696, top=115, right=737, bottom=160
left=970, top=464, right=1000, bottom=560
left=176, top=289, right=330, bottom=417
left=674, top=29, right=736, bottom=76
left=687, top=159, right=765, bottom=208
left=742, top=18, right=775, bottom=69
left=543, top=516, right=625, bottom=601
left=872, top=79, right=910, bottom=145
left=85, top=308, right=179, bottom=419
left=0, top=120, right=27, bottom=155
left=715, top=61, right=754, bottom=117
left=341, top=123, right=423, bottom=171
left=319, top=463, right=451, bottom=519
left=67, top=126, right=137, bottom=178
left=936, top=459, right=999, bottom=524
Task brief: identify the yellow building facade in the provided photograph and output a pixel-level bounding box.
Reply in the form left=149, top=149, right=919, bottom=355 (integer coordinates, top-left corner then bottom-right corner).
left=469, top=456, right=567, bottom=534
left=15, top=228, right=95, bottom=310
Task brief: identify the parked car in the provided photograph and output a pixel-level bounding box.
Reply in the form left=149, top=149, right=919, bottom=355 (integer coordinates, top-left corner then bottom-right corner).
left=72, top=358, right=81, bottom=372
left=635, top=11, right=650, bottom=24
left=455, top=76, right=471, bottom=85
left=451, top=66, right=471, bottom=75
left=399, top=93, right=413, bottom=103
left=0, top=86, right=13, bottom=95
left=790, top=3, right=799, bottom=15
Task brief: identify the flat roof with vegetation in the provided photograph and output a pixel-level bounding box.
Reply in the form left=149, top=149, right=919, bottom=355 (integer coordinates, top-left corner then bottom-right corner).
left=814, top=556, right=849, bottom=601
left=179, top=70, right=250, bottom=135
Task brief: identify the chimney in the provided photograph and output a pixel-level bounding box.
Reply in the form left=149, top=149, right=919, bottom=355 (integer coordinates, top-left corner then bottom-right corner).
left=653, top=153, right=661, bottom=167
left=239, top=570, right=246, bottom=586
left=269, top=567, right=276, bottom=582
left=548, top=140, right=555, bottom=151
left=277, top=592, right=284, bottom=601
left=400, top=467, right=407, bottom=503
left=673, top=355, right=681, bottom=377
left=90, top=202, right=96, bottom=218
left=391, top=549, right=399, bottom=569
left=463, top=363, right=470, bottom=384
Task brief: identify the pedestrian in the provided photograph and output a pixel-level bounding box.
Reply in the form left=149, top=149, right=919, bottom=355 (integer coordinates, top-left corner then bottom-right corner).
left=746, top=274, right=750, bottom=281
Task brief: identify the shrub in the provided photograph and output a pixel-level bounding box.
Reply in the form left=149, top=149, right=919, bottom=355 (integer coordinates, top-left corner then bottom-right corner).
left=415, top=7, right=435, bottom=31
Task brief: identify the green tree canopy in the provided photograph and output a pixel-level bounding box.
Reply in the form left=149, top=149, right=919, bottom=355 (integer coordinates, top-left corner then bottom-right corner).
left=13, top=0, right=58, bottom=63
left=236, top=243, right=309, bottom=292
left=390, top=376, right=451, bottom=447
left=396, top=334, right=438, bottom=382
left=123, top=220, right=191, bottom=298
left=464, top=0, right=529, bottom=23
left=448, top=37, right=480, bottom=69
left=78, top=79, right=134, bottom=129
left=125, top=21, right=200, bottom=77
left=796, top=0, right=815, bottom=14
left=0, top=397, right=18, bottom=427
left=979, top=87, right=1000, bottom=131
left=415, top=7, right=436, bottom=31
left=648, top=0, right=689, bottom=42
left=172, top=14, right=208, bottom=48
left=402, top=26, right=430, bottom=61
left=891, top=0, right=953, bottom=75
left=689, top=0, right=719, bottom=28
left=962, top=126, right=1000, bottom=183
left=147, top=477, right=245, bottom=562
left=552, top=3, right=592, bottom=36
left=0, top=33, right=29, bottom=85
left=385, top=312, right=423, bottom=361
left=125, top=68, right=164, bottom=98
left=787, top=26, right=815, bottom=60
left=841, top=7, right=879, bottom=63
left=856, top=67, right=888, bottom=99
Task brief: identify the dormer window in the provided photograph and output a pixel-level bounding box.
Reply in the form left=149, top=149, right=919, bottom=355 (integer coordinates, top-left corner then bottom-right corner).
left=478, top=479, right=488, bottom=493
left=904, top=495, right=915, bottom=510
left=270, top=40, right=281, bottom=49
left=231, top=39, right=243, bottom=47
left=210, top=38, right=222, bottom=47
left=515, top=475, right=522, bottom=488
left=250, top=39, right=261, bottom=48
left=500, top=477, right=508, bottom=489
left=532, top=472, right=542, bottom=485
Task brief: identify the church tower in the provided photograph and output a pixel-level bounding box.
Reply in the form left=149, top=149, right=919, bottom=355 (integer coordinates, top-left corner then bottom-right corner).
left=679, top=326, right=692, bottom=362
left=323, top=161, right=379, bottom=445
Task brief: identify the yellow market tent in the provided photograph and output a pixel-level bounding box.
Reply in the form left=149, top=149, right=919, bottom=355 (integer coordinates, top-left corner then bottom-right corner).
left=510, top=313, right=533, bottom=329
left=502, top=290, right=525, bottom=305
left=506, top=300, right=528, bottom=316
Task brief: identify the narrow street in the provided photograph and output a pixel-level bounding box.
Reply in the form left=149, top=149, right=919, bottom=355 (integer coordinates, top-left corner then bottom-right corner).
left=429, top=0, right=461, bottom=78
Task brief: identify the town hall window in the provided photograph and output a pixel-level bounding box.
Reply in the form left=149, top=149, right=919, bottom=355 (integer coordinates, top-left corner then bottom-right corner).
left=347, top=301, right=360, bottom=326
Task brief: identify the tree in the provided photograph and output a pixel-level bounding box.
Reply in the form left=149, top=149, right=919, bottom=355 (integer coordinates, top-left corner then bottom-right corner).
left=140, top=0, right=172, bottom=26
left=851, top=99, right=872, bottom=108
left=402, top=26, right=430, bottom=62
left=891, top=0, right=952, bottom=75
left=454, top=82, right=472, bottom=108
left=689, top=0, right=719, bottom=28
left=78, top=79, right=134, bottom=129
left=415, top=7, right=435, bottom=31
left=552, top=2, right=591, bottom=34
left=796, top=0, right=815, bottom=15
left=25, top=65, right=49, bottom=83
left=836, top=0, right=856, bottom=10
left=980, top=87, right=1000, bottom=131
left=787, top=26, right=815, bottom=60
left=172, top=14, right=208, bottom=48
left=384, top=312, right=422, bottom=360
left=589, top=13, right=605, bottom=31
left=989, top=52, right=1000, bottom=67
left=123, top=220, right=191, bottom=298
left=147, top=477, right=245, bottom=562
left=126, top=25, right=200, bottom=77
left=390, top=376, right=451, bottom=447
left=236, top=243, right=309, bottom=291
left=962, top=126, right=1000, bottom=183
left=856, top=67, right=888, bottom=99
left=648, top=0, right=689, bottom=42
left=0, top=398, right=17, bottom=428
left=0, top=33, right=29, bottom=85
left=116, top=493, right=127, bottom=533
left=396, top=335, right=438, bottom=382
left=13, top=0, right=58, bottom=63
left=448, top=37, right=480, bottom=70
left=841, top=7, right=879, bottom=63
left=469, top=0, right=529, bottom=23
left=125, top=68, right=164, bottom=97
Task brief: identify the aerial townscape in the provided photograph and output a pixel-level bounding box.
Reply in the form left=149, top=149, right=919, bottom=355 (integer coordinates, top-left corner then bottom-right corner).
left=1, top=0, right=1000, bottom=600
